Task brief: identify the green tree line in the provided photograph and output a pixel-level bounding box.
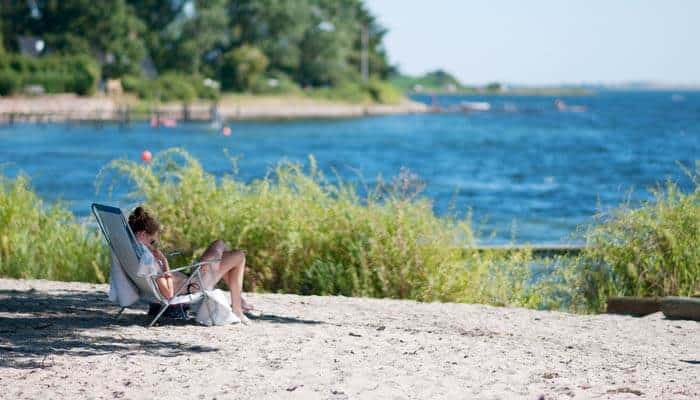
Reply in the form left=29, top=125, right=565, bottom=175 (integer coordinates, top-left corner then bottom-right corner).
left=0, top=0, right=395, bottom=97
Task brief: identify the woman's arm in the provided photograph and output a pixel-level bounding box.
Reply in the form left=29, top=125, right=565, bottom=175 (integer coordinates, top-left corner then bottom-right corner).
left=155, top=274, right=174, bottom=299
left=148, top=244, right=174, bottom=299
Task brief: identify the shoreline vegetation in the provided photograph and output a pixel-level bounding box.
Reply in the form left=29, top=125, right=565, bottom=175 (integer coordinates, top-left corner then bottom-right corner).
left=1, top=149, right=698, bottom=314
left=0, top=1, right=406, bottom=118
left=0, top=2, right=595, bottom=123
left=391, top=70, right=595, bottom=96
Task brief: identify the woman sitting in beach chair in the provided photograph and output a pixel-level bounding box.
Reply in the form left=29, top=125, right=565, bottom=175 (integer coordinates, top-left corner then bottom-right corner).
left=128, top=206, right=253, bottom=324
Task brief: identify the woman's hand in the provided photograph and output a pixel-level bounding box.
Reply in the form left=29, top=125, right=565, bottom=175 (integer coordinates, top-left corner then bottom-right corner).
left=148, top=244, right=170, bottom=272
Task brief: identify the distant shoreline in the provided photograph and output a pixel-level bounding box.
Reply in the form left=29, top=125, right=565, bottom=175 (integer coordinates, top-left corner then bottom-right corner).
left=0, top=94, right=428, bottom=123
left=408, top=88, right=595, bottom=97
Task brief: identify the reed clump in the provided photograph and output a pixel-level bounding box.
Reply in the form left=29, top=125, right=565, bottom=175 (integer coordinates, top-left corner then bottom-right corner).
left=100, top=148, right=534, bottom=305
left=531, top=176, right=700, bottom=312
left=0, top=174, right=108, bottom=282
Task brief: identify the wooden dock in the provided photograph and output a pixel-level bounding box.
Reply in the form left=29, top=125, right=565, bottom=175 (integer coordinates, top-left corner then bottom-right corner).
left=470, top=243, right=586, bottom=257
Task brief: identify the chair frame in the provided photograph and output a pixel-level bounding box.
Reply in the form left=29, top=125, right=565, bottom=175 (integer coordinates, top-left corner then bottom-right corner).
left=92, top=203, right=219, bottom=327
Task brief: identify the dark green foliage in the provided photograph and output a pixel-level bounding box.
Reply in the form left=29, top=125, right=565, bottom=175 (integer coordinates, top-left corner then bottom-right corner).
left=120, top=75, right=152, bottom=99
left=122, top=74, right=219, bottom=102
left=309, top=79, right=403, bottom=104
left=220, top=46, right=269, bottom=91
left=0, top=54, right=100, bottom=95
left=301, top=260, right=366, bottom=296
left=0, top=0, right=397, bottom=101
left=0, top=0, right=145, bottom=78
left=0, top=69, right=20, bottom=95
left=390, top=70, right=465, bottom=92
left=156, top=73, right=197, bottom=102
left=190, top=77, right=221, bottom=100
left=486, top=82, right=502, bottom=91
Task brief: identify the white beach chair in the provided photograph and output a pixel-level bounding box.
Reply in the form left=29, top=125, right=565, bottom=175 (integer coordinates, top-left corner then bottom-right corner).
left=91, top=203, right=217, bottom=327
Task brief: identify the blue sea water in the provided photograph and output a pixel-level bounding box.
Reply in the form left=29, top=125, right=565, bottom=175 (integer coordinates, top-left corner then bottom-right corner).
left=0, top=91, right=698, bottom=244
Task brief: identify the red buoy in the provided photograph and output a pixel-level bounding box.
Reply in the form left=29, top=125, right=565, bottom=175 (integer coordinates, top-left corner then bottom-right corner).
left=222, top=126, right=232, bottom=136
left=141, top=150, right=153, bottom=163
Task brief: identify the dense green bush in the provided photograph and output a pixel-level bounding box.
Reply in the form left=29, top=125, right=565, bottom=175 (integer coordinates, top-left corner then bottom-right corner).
left=122, top=74, right=220, bottom=102
left=0, top=54, right=100, bottom=95
left=121, top=75, right=152, bottom=99
left=190, top=77, right=221, bottom=100
left=0, top=175, right=108, bottom=282
left=309, top=80, right=404, bottom=104
left=67, top=55, right=101, bottom=95
left=310, top=81, right=372, bottom=103
left=0, top=69, right=21, bottom=95
left=220, top=45, right=269, bottom=91
left=365, top=79, right=403, bottom=104
left=156, top=73, right=197, bottom=102
left=250, top=73, right=302, bottom=95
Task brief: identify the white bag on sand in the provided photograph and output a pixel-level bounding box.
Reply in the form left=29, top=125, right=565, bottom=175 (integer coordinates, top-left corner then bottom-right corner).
left=195, top=289, right=240, bottom=326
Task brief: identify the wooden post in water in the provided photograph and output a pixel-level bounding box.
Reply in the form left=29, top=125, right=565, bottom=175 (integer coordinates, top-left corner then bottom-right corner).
left=209, top=102, right=220, bottom=123
left=182, top=102, right=190, bottom=122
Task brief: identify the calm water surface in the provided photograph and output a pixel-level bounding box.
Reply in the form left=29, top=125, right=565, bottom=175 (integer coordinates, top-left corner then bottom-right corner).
left=1, top=91, right=698, bottom=244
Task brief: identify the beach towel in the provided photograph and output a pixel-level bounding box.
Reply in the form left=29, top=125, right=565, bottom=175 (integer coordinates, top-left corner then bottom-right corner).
left=107, top=252, right=139, bottom=307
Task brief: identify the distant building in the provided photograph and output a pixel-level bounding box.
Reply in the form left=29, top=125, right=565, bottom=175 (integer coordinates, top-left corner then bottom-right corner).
left=17, top=36, right=45, bottom=57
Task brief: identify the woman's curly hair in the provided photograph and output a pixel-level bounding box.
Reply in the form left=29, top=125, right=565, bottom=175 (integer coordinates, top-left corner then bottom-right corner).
left=128, top=206, right=160, bottom=234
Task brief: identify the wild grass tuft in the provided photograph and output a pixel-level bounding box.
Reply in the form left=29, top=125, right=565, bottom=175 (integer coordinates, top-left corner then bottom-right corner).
left=0, top=174, right=108, bottom=282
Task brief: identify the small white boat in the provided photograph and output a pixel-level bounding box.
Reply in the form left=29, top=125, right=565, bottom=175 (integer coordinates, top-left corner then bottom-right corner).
left=671, top=94, right=685, bottom=102
left=554, top=99, right=586, bottom=113
left=460, top=101, right=491, bottom=112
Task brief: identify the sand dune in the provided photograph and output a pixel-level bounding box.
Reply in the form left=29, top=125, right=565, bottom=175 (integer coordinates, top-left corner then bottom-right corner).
left=0, top=278, right=697, bottom=399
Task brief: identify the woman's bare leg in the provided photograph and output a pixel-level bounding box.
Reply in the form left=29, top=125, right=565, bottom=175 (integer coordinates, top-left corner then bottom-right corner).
left=199, top=240, right=250, bottom=322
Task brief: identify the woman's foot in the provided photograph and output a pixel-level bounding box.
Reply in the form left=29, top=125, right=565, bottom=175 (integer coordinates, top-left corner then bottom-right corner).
left=241, top=297, right=255, bottom=312
left=232, top=309, right=251, bottom=325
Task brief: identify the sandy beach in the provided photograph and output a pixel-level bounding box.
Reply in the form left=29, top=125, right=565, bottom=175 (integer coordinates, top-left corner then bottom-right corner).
left=0, top=95, right=427, bottom=122
left=0, top=278, right=697, bottom=399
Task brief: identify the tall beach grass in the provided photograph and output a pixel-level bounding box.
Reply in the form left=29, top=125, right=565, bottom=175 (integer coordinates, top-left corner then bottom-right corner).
left=0, top=174, right=108, bottom=282
left=98, top=148, right=534, bottom=306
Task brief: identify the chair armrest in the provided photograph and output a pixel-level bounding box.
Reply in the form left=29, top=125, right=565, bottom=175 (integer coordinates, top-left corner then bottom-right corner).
left=154, top=258, right=222, bottom=276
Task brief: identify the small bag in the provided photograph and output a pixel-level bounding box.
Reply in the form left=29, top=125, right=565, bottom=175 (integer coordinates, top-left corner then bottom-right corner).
left=195, top=289, right=240, bottom=326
